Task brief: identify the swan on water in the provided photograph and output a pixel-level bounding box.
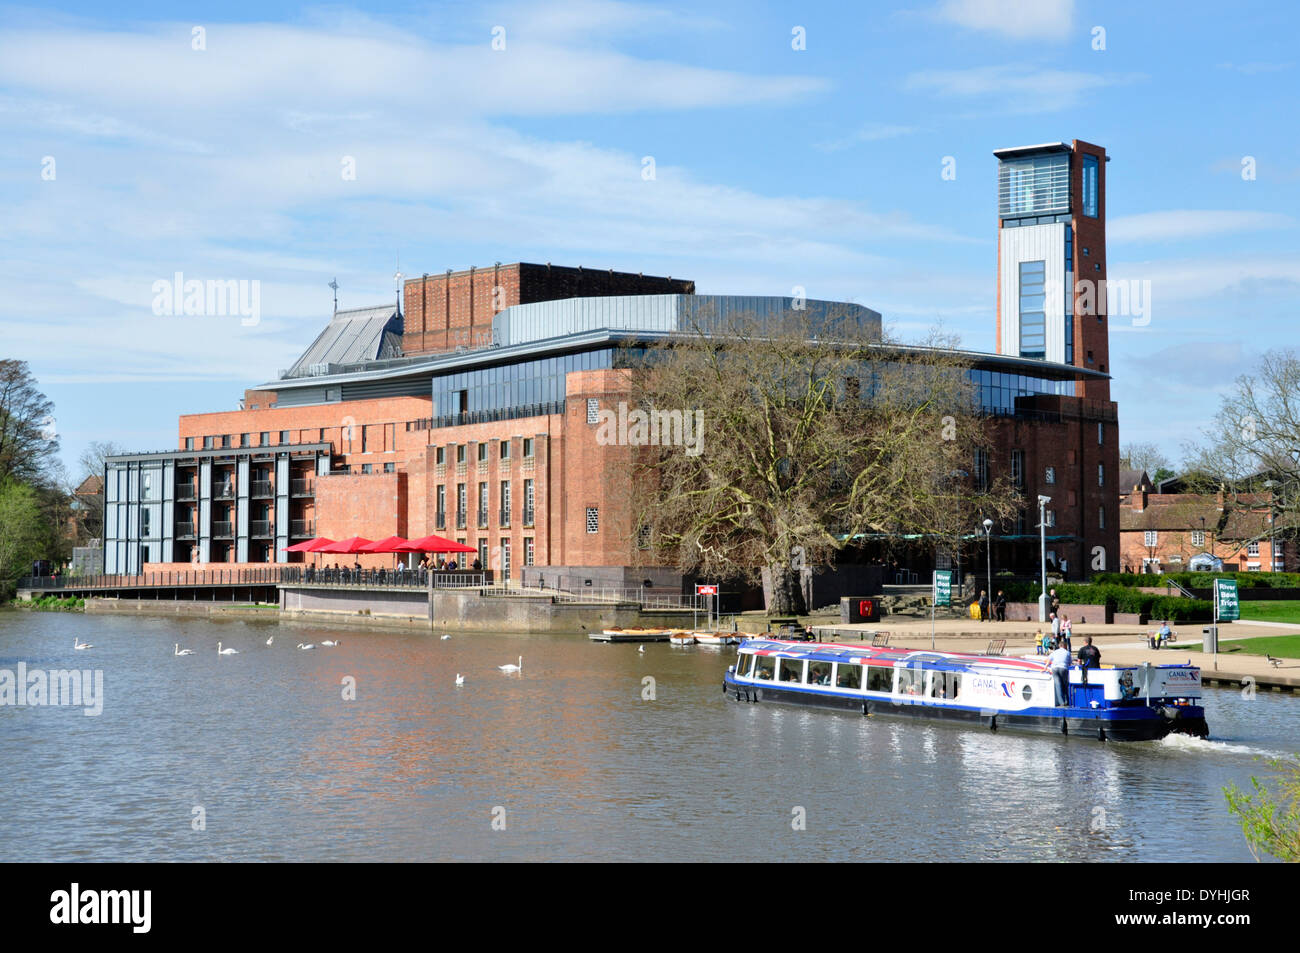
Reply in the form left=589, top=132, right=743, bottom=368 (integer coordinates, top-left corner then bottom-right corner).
left=440, top=633, right=451, bottom=641
left=455, top=673, right=465, bottom=686
left=266, top=635, right=274, bottom=646
left=638, top=645, right=645, bottom=653
left=297, top=643, right=316, bottom=650
left=321, top=639, right=338, bottom=647
left=498, top=656, right=523, bottom=673
left=74, top=638, right=92, bottom=650
left=217, top=642, right=238, bottom=655
left=174, top=643, right=194, bottom=656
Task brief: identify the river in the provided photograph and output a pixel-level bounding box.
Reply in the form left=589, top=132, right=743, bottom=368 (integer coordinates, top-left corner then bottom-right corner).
left=0, top=611, right=1291, bottom=861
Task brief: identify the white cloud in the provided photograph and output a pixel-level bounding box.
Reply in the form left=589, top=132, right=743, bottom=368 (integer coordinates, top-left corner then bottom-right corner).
left=1110, top=210, right=1294, bottom=243
left=930, top=0, right=1075, bottom=41
left=904, top=64, right=1142, bottom=113
left=815, top=122, right=920, bottom=151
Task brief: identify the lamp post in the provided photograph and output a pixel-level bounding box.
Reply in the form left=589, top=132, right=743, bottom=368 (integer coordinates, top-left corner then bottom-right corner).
left=1264, top=480, right=1279, bottom=572
left=1038, top=495, right=1052, bottom=622
left=982, top=517, right=994, bottom=618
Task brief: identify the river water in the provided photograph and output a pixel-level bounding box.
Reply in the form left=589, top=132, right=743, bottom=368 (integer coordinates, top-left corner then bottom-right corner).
left=0, top=611, right=1292, bottom=862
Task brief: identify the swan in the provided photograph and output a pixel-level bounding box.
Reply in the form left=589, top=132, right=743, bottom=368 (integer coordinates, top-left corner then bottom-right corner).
left=297, top=643, right=316, bottom=650
left=638, top=645, right=645, bottom=654
left=440, top=633, right=451, bottom=641
left=174, top=643, right=194, bottom=656
left=266, top=634, right=274, bottom=646
left=321, top=639, right=339, bottom=647
left=74, top=638, right=92, bottom=650
left=455, top=673, right=465, bottom=686
left=217, top=642, right=238, bottom=655
left=498, top=655, right=523, bottom=673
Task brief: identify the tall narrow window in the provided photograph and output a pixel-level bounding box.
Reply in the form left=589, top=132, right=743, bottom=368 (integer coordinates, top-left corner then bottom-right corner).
left=1082, top=154, right=1099, bottom=218
left=1018, top=260, right=1046, bottom=359
left=1010, top=449, right=1025, bottom=490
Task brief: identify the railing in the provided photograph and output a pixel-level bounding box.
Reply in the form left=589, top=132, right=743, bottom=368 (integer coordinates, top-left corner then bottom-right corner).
left=542, top=586, right=705, bottom=609
left=499, top=508, right=511, bottom=528
left=19, top=569, right=290, bottom=590
left=214, top=484, right=235, bottom=500
left=290, top=520, right=314, bottom=537
left=523, top=505, right=534, bottom=526
left=212, top=521, right=234, bottom=537
left=250, top=520, right=274, bottom=537
left=250, top=480, right=274, bottom=497
left=282, top=568, right=490, bottom=589
left=435, top=511, right=446, bottom=530
left=456, top=509, right=467, bottom=530
left=429, top=401, right=564, bottom=430
left=290, top=479, right=315, bottom=496
left=176, top=485, right=197, bottom=501
left=477, top=508, right=489, bottom=529
left=175, top=521, right=195, bottom=538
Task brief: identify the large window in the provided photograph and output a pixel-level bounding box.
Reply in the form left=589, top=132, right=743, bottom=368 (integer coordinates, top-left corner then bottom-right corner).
left=778, top=658, right=805, bottom=683
left=835, top=663, right=862, bottom=690
left=998, top=153, right=1070, bottom=217
left=1082, top=154, right=1099, bottom=218
left=865, top=666, right=893, bottom=693
left=1018, top=260, right=1047, bottom=359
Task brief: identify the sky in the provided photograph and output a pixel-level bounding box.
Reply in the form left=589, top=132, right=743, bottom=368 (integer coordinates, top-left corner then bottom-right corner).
left=1, top=0, right=1296, bottom=480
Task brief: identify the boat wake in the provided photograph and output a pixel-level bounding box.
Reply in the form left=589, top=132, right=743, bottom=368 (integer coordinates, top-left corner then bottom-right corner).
left=1156, top=733, right=1287, bottom=760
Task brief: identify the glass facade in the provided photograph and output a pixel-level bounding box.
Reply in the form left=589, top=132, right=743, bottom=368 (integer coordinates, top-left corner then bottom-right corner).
left=1018, top=260, right=1047, bottom=359
left=1082, top=154, right=1099, bottom=218
left=968, top=368, right=1075, bottom=416
left=431, top=349, right=620, bottom=421
left=998, top=153, right=1070, bottom=217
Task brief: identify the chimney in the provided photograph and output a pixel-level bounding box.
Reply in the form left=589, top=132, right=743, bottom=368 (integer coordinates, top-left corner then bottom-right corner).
left=1131, top=487, right=1147, bottom=512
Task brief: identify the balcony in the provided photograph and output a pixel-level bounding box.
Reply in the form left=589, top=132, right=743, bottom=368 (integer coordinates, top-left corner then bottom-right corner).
left=212, top=521, right=234, bottom=538
left=175, top=521, right=195, bottom=538
left=250, top=480, right=274, bottom=498
left=177, top=485, right=197, bottom=501
left=477, top=508, right=489, bottom=529
left=435, top=511, right=446, bottom=530
left=456, top=508, right=467, bottom=530
left=290, top=478, right=315, bottom=497
left=290, top=520, right=315, bottom=538
left=251, top=520, right=274, bottom=537
left=214, top=483, right=235, bottom=500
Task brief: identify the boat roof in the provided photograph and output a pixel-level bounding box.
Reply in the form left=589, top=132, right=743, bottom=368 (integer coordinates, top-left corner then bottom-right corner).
left=739, top=639, right=1050, bottom=673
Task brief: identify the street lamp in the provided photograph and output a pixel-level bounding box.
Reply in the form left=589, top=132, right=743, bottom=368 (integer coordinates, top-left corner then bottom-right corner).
left=982, top=517, right=994, bottom=618
left=1038, top=495, right=1052, bottom=622
left=1264, top=480, right=1279, bottom=572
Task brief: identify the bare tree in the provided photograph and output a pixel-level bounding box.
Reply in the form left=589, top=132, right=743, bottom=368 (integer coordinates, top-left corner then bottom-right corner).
left=1120, top=441, right=1173, bottom=483
left=626, top=307, right=1019, bottom=614
left=0, top=359, right=60, bottom=488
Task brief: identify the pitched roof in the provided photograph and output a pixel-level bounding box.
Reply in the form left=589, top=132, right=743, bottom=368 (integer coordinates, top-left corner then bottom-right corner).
left=285, top=304, right=403, bottom=378
left=1119, top=468, right=1150, bottom=493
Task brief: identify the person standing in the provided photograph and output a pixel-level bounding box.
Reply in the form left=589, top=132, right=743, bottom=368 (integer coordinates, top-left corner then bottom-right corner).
left=1050, top=611, right=1062, bottom=647
left=1049, top=641, right=1072, bottom=706
left=978, top=589, right=990, bottom=622
left=1078, top=636, right=1101, bottom=685
left=1049, top=588, right=1061, bottom=617
left=994, top=590, right=1007, bottom=622
left=1059, top=614, right=1073, bottom=652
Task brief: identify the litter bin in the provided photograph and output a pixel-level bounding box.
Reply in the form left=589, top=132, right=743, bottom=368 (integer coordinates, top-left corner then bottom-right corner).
left=1202, top=625, right=1218, bottom=654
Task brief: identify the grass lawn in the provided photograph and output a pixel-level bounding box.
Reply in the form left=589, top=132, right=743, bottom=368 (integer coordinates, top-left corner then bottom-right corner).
left=1239, top=600, right=1300, bottom=624
left=1180, top=634, right=1300, bottom=658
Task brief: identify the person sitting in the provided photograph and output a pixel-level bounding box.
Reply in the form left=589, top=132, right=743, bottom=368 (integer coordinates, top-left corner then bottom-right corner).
left=1152, top=620, right=1174, bottom=649
left=447, top=558, right=459, bottom=571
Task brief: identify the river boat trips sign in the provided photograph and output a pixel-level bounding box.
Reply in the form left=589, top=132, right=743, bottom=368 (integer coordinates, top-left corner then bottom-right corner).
left=933, top=570, right=952, bottom=607
left=1215, top=579, right=1240, bottom=621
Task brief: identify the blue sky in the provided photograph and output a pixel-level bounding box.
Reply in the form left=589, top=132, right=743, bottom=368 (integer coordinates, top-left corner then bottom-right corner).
left=1, top=0, right=1296, bottom=480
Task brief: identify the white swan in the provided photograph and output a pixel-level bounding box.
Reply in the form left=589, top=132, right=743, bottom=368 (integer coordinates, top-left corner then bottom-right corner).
left=174, top=643, right=194, bottom=656
left=74, top=637, right=92, bottom=650
left=297, top=642, right=316, bottom=650
left=266, top=634, right=274, bottom=646
left=638, top=645, right=645, bottom=653
left=217, top=642, right=238, bottom=655
left=455, top=673, right=465, bottom=686
left=498, top=655, right=523, bottom=673
left=321, top=639, right=338, bottom=647
left=440, top=633, right=451, bottom=641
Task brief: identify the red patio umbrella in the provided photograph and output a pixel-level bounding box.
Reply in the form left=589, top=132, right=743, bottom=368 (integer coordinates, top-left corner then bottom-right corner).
left=316, top=536, right=375, bottom=554
left=359, top=535, right=418, bottom=553
left=406, top=534, right=475, bottom=554
left=282, top=537, right=334, bottom=552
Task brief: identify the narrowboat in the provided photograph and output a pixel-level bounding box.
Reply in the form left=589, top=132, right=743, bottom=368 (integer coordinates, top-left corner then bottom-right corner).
left=723, top=639, right=1208, bottom=742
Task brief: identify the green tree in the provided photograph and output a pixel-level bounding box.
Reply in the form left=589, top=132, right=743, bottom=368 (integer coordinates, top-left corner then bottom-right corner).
left=0, top=358, right=60, bottom=488
left=1223, top=754, right=1300, bottom=862
left=0, top=479, right=46, bottom=597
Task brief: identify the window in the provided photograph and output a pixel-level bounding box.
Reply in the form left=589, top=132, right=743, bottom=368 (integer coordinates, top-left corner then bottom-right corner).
left=1098, top=464, right=1105, bottom=487
left=998, top=152, right=1069, bottom=217
left=141, top=508, right=151, bottom=536
left=1082, top=154, right=1099, bottom=218
left=835, top=663, right=862, bottom=690
left=735, top=654, right=755, bottom=678
left=220, top=434, right=231, bottom=448
left=865, top=666, right=893, bottom=693
left=436, top=447, right=445, bottom=465
left=240, top=433, right=250, bottom=447
left=1010, top=449, right=1025, bottom=489
left=523, top=438, right=534, bottom=458
left=203, top=436, right=214, bottom=449
left=524, top=479, right=535, bottom=524
left=260, top=432, right=270, bottom=446
left=807, top=661, right=832, bottom=686
left=1099, top=507, right=1105, bottom=530
left=974, top=448, right=989, bottom=492
left=525, top=537, right=535, bottom=566
left=500, top=440, right=510, bottom=460
left=587, top=398, right=600, bottom=424
left=185, top=437, right=194, bottom=450
left=477, top=442, right=488, bottom=463
left=500, top=538, right=511, bottom=582
left=1144, top=530, right=1158, bottom=547
left=1192, top=530, right=1205, bottom=547
left=142, top=472, right=154, bottom=500
left=896, top=668, right=924, bottom=696
left=361, top=464, right=372, bottom=474
left=1045, top=466, right=1056, bottom=485
left=1018, top=260, right=1047, bottom=360
left=753, top=656, right=776, bottom=681
left=1097, top=422, right=1104, bottom=446
left=478, top=538, right=488, bottom=568
left=383, top=462, right=395, bottom=473
left=586, top=507, right=599, bottom=534
left=279, top=430, right=290, bottom=444
left=1045, top=510, right=1056, bottom=528
left=500, top=480, right=511, bottom=520
left=778, top=658, right=805, bottom=683
left=1248, top=541, right=1260, bottom=557
left=361, top=425, right=369, bottom=453
left=930, top=672, right=961, bottom=699
left=456, top=445, right=466, bottom=464
left=436, top=485, right=446, bottom=516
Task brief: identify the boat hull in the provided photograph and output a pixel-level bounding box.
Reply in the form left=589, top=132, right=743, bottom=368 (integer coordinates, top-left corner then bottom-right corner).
left=723, top=674, right=1208, bottom=742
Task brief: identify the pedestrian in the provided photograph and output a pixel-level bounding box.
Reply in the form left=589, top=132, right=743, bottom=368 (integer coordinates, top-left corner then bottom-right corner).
left=978, top=589, right=989, bottom=622
left=1050, top=611, right=1061, bottom=647
left=1049, top=639, right=1072, bottom=706
left=1078, top=636, right=1101, bottom=685
left=1049, top=588, right=1061, bottom=617
left=472, top=557, right=483, bottom=572
left=1059, top=614, right=1073, bottom=652
left=994, top=589, right=1006, bottom=622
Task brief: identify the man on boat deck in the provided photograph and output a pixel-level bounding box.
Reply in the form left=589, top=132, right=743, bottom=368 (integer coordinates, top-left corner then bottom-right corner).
left=1048, top=642, right=1071, bottom=706
left=1078, top=637, right=1101, bottom=685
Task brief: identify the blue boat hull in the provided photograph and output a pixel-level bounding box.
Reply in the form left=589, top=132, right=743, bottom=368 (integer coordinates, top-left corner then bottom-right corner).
left=722, top=674, right=1208, bottom=742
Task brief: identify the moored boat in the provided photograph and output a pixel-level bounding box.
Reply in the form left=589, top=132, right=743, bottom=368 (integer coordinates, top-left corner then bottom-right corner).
left=723, top=638, right=1208, bottom=742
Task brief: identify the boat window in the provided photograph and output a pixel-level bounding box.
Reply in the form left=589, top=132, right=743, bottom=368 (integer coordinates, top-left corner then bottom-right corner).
left=735, top=654, right=755, bottom=678
left=753, top=656, right=775, bottom=681
left=930, top=671, right=961, bottom=699
left=835, top=663, right=862, bottom=690
left=807, top=661, right=832, bottom=686
left=865, top=666, right=893, bottom=693
left=778, top=658, right=805, bottom=683
left=897, top=668, right=924, bottom=696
